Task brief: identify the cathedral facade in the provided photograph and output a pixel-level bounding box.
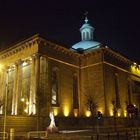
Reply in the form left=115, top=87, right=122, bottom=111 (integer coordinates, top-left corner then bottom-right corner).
left=0, top=17, right=140, bottom=131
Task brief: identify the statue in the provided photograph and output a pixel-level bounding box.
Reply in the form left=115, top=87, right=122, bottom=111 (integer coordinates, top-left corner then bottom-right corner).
left=46, top=110, right=58, bottom=133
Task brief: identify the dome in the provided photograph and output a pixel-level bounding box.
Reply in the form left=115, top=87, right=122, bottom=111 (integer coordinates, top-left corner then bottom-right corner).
left=70, top=16, right=101, bottom=52
left=72, top=40, right=101, bottom=50
left=80, top=23, right=94, bottom=31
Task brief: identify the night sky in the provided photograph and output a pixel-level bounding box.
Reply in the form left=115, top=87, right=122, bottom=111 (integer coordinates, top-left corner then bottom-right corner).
left=0, top=1, right=140, bottom=62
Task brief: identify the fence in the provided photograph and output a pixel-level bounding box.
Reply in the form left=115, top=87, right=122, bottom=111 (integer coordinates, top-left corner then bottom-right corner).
left=0, top=132, right=8, bottom=139
left=1, top=128, right=140, bottom=140
left=27, top=131, right=47, bottom=139
left=42, top=128, right=140, bottom=140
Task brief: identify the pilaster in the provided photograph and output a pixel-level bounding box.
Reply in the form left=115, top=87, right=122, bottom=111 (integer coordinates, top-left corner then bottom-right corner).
left=12, top=64, right=18, bottom=115
left=29, top=55, right=36, bottom=115
left=31, top=54, right=40, bottom=114
left=15, top=60, right=23, bottom=115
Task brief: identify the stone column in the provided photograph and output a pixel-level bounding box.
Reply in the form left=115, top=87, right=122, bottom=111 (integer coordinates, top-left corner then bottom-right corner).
left=29, top=56, right=35, bottom=115
left=43, top=57, right=50, bottom=116
left=0, top=67, right=7, bottom=114
left=34, top=53, right=40, bottom=131
left=33, top=54, right=40, bottom=115
left=12, top=64, right=18, bottom=115
left=14, top=60, right=22, bottom=115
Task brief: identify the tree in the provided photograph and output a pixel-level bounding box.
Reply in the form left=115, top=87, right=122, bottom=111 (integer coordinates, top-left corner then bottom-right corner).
left=111, top=99, right=120, bottom=131
left=85, top=94, right=98, bottom=117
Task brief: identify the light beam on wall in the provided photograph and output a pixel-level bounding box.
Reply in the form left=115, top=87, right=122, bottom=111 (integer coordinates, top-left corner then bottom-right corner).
left=74, top=109, right=78, bottom=117
left=85, top=110, right=91, bottom=117
left=53, top=107, right=59, bottom=116
left=63, top=106, right=70, bottom=117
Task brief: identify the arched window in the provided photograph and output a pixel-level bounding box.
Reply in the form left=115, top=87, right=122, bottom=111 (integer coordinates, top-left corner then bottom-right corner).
left=82, top=32, right=85, bottom=40
left=73, top=74, right=79, bottom=109
left=51, top=69, right=59, bottom=105
left=86, top=32, right=89, bottom=40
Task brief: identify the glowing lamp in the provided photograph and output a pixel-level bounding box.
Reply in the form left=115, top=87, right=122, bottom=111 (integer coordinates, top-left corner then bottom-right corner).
left=74, top=109, right=78, bottom=117
left=21, top=98, right=25, bottom=102
left=133, top=62, right=137, bottom=65
left=117, top=112, right=121, bottom=117
left=110, top=111, right=113, bottom=116
left=24, top=108, right=28, bottom=113
left=85, top=110, right=91, bottom=117
left=63, top=106, right=70, bottom=117
left=26, top=101, right=29, bottom=105
left=53, top=107, right=59, bottom=116
left=124, top=110, right=127, bottom=117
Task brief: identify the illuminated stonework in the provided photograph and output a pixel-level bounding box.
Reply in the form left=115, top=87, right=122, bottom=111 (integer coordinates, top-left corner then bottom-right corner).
left=0, top=19, right=140, bottom=131
left=131, top=63, right=140, bottom=76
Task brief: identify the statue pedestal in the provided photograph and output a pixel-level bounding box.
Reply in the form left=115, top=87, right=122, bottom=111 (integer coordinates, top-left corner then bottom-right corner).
left=46, top=125, right=58, bottom=133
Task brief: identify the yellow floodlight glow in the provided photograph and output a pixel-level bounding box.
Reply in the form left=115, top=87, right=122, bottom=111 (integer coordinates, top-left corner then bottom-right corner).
left=53, top=107, right=59, bottom=116
left=117, top=112, right=121, bottom=117
left=110, top=110, right=114, bottom=116
left=63, top=106, right=70, bottom=117
left=74, top=109, right=78, bottom=117
left=85, top=110, right=91, bottom=117
left=124, top=110, right=127, bottom=117
left=131, top=64, right=140, bottom=76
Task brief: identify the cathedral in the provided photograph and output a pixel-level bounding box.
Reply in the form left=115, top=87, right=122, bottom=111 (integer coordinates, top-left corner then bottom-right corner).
left=0, top=16, right=140, bottom=131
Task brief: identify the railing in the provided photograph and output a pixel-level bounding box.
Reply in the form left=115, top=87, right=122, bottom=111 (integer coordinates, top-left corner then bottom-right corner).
left=27, top=131, right=47, bottom=139
left=0, top=132, right=8, bottom=139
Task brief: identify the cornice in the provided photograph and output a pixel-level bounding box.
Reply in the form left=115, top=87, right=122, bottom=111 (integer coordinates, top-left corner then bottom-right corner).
left=0, top=34, right=40, bottom=60
left=101, top=47, right=132, bottom=65
left=39, top=38, right=80, bottom=58
left=0, top=34, right=134, bottom=67
left=0, top=34, right=81, bottom=60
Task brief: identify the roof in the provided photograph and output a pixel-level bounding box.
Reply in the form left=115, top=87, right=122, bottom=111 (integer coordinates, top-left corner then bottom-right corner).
left=71, top=40, right=101, bottom=50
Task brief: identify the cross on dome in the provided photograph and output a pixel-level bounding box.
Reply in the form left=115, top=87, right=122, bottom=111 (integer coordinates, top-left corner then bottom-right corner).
left=84, top=11, right=88, bottom=23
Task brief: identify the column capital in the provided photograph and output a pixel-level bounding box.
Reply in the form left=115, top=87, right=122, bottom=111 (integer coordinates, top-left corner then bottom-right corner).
left=15, top=59, right=23, bottom=66
left=2, top=65, right=11, bottom=72
left=32, top=53, right=41, bottom=59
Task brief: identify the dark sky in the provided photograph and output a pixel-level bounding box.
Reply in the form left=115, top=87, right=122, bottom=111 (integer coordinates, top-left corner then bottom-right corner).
left=0, top=0, right=140, bottom=62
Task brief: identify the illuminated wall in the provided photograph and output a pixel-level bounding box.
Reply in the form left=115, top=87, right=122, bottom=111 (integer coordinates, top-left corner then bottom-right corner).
left=131, top=63, right=140, bottom=77
left=0, top=35, right=140, bottom=122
